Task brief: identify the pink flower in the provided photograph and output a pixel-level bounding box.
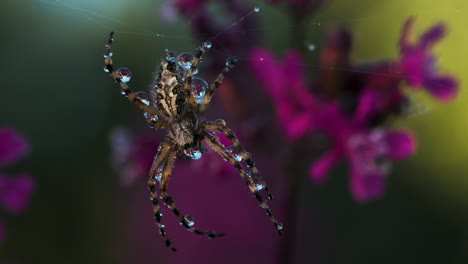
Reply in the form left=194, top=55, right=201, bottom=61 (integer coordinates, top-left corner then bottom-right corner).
left=400, top=18, right=459, bottom=101
left=308, top=94, right=416, bottom=201
left=249, top=48, right=319, bottom=141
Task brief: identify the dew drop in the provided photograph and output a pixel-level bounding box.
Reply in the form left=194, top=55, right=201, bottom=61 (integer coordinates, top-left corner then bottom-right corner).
left=177, top=52, right=194, bottom=71
left=191, top=77, right=208, bottom=104
left=166, top=51, right=177, bottom=63
left=184, top=215, right=195, bottom=227
left=307, top=44, right=316, bottom=51
left=134, top=92, right=151, bottom=106
left=184, top=148, right=203, bottom=160
left=192, top=66, right=199, bottom=75
left=276, top=222, right=284, bottom=230
left=116, top=67, right=132, bottom=83
left=120, top=90, right=126, bottom=96
left=234, top=154, right=242, bottom=162
left=254, top=6, right=260, bottom=12
left=254, top=183, right=264, bottom=191
left=203, top=41, right=212, bottom=50
left=259, top=57, right=264, bottom=61
left=225, top=56, right=239, bottom=68
left=103, top=67, right=110, bottom=73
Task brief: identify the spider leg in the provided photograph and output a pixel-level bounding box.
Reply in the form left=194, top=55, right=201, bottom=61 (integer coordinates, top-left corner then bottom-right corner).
left=203, top=120, right=274, bottom=201
left=148, top=140, right=176, bottom=251
left=159, top=147, right=224, bottom=239
left=198, top=57, right=238, bottom=113
left=202, top=130, right=283, bottom=235
left=103, top=32, right=163, bottom=119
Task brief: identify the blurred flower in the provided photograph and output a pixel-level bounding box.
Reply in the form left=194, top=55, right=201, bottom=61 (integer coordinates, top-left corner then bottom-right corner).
left=110, top=127, right=160, bottom=186
left=249, top=17, right=457, bottom=201
left=0, top=127, right=35, bottom=249
left=308, top=93, right=416, bottom=202
left=249, top=48, right=318, bottom=141
left=399, top=18, right=459, bottom=101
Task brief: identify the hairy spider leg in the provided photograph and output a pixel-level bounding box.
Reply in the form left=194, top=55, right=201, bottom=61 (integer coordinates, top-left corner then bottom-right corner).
left=203, top=132, right=283, bottom=235
left=148, top=140, right=176, bottom=251
left=159, top=145, right=224, bottom=239
left=104, top=32, right=165, bottom=120
left=202, top=120, right=274, bottom=201
left=199, top=57, right=238, bottom=113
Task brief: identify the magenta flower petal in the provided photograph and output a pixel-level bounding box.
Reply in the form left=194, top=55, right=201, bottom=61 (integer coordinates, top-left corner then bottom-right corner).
left=0, top=128, right=29, bottom=167
left=423, top=75, right=459, bottom=102
left=350, top=170, right=386, bottom=202
left=0, top=174, right=36, bottom=215
left=419, top=23, right=446, bottom=50
left=309, top=149, right=341, bottom=183
left=385, top=130, right=417, bottom=160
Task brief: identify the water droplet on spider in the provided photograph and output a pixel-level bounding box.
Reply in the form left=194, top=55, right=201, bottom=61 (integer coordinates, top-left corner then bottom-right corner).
left=184, top=215, right=195, bottom=227
left=234, top=154, right=242, bottom=162
left=254, top=6, right=260, bottom=12
left=103, top=67, right=110, bottom=73
left=184, top=148, right=203, bottom=160
left=120, top=90, right=126, bottom=96
left=166, top=51, right=177, bottom=63
left=276, top=222, right=284, bottom=230
left=116, top=67, right=132, bottom=83
left=191, top=77, right=208, bottom=104
left=307, top=44, right=316, bottom=51
left=104, top=51, right=113, bottom=58
left=192, top=66, right=199, bottom=75
left=254, top=183, right=264, bottom=191
left=155, top=173, right=162, bottom=182
left=134, top=91, right=151, bottom=106
left=203, top=41, right=212, bottom=50
left=177, top=52, right=194, bottom=71
left=225, top=56, right=238, bottom=68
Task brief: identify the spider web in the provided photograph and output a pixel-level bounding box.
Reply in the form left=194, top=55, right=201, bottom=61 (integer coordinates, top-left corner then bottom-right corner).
left=35, top=0, right=463, bottom=118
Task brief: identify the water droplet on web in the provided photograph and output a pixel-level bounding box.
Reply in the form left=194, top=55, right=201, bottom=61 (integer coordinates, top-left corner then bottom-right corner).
left=254, top=6, right=260, bottom=12
left=184, top=215, right=195, bottom=227
left=191, top=78, right=208, bottom=104
left=116, top=67, right=132, bottom=83
left=177, top=52, right=194, bottom=71
left=307, top=44, right=316, bottom=51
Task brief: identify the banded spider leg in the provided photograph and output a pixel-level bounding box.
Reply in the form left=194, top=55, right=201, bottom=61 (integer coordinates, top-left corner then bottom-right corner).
left=202, top=125, right=283, bottom=235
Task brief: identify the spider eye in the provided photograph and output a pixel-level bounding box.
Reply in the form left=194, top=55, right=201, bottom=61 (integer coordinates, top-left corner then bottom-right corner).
left=116, top=67, right=132, bottom=83
left=177, top=53, right=195, bottom=71
left=191, top=78, right=208, bottom=104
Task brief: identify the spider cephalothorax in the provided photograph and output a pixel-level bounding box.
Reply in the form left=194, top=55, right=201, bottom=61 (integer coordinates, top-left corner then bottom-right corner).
left=104, top=32, right=282, bottom=251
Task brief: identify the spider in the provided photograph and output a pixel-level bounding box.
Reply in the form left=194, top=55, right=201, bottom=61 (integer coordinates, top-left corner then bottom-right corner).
left=103, top=32, right=282, bottom=251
